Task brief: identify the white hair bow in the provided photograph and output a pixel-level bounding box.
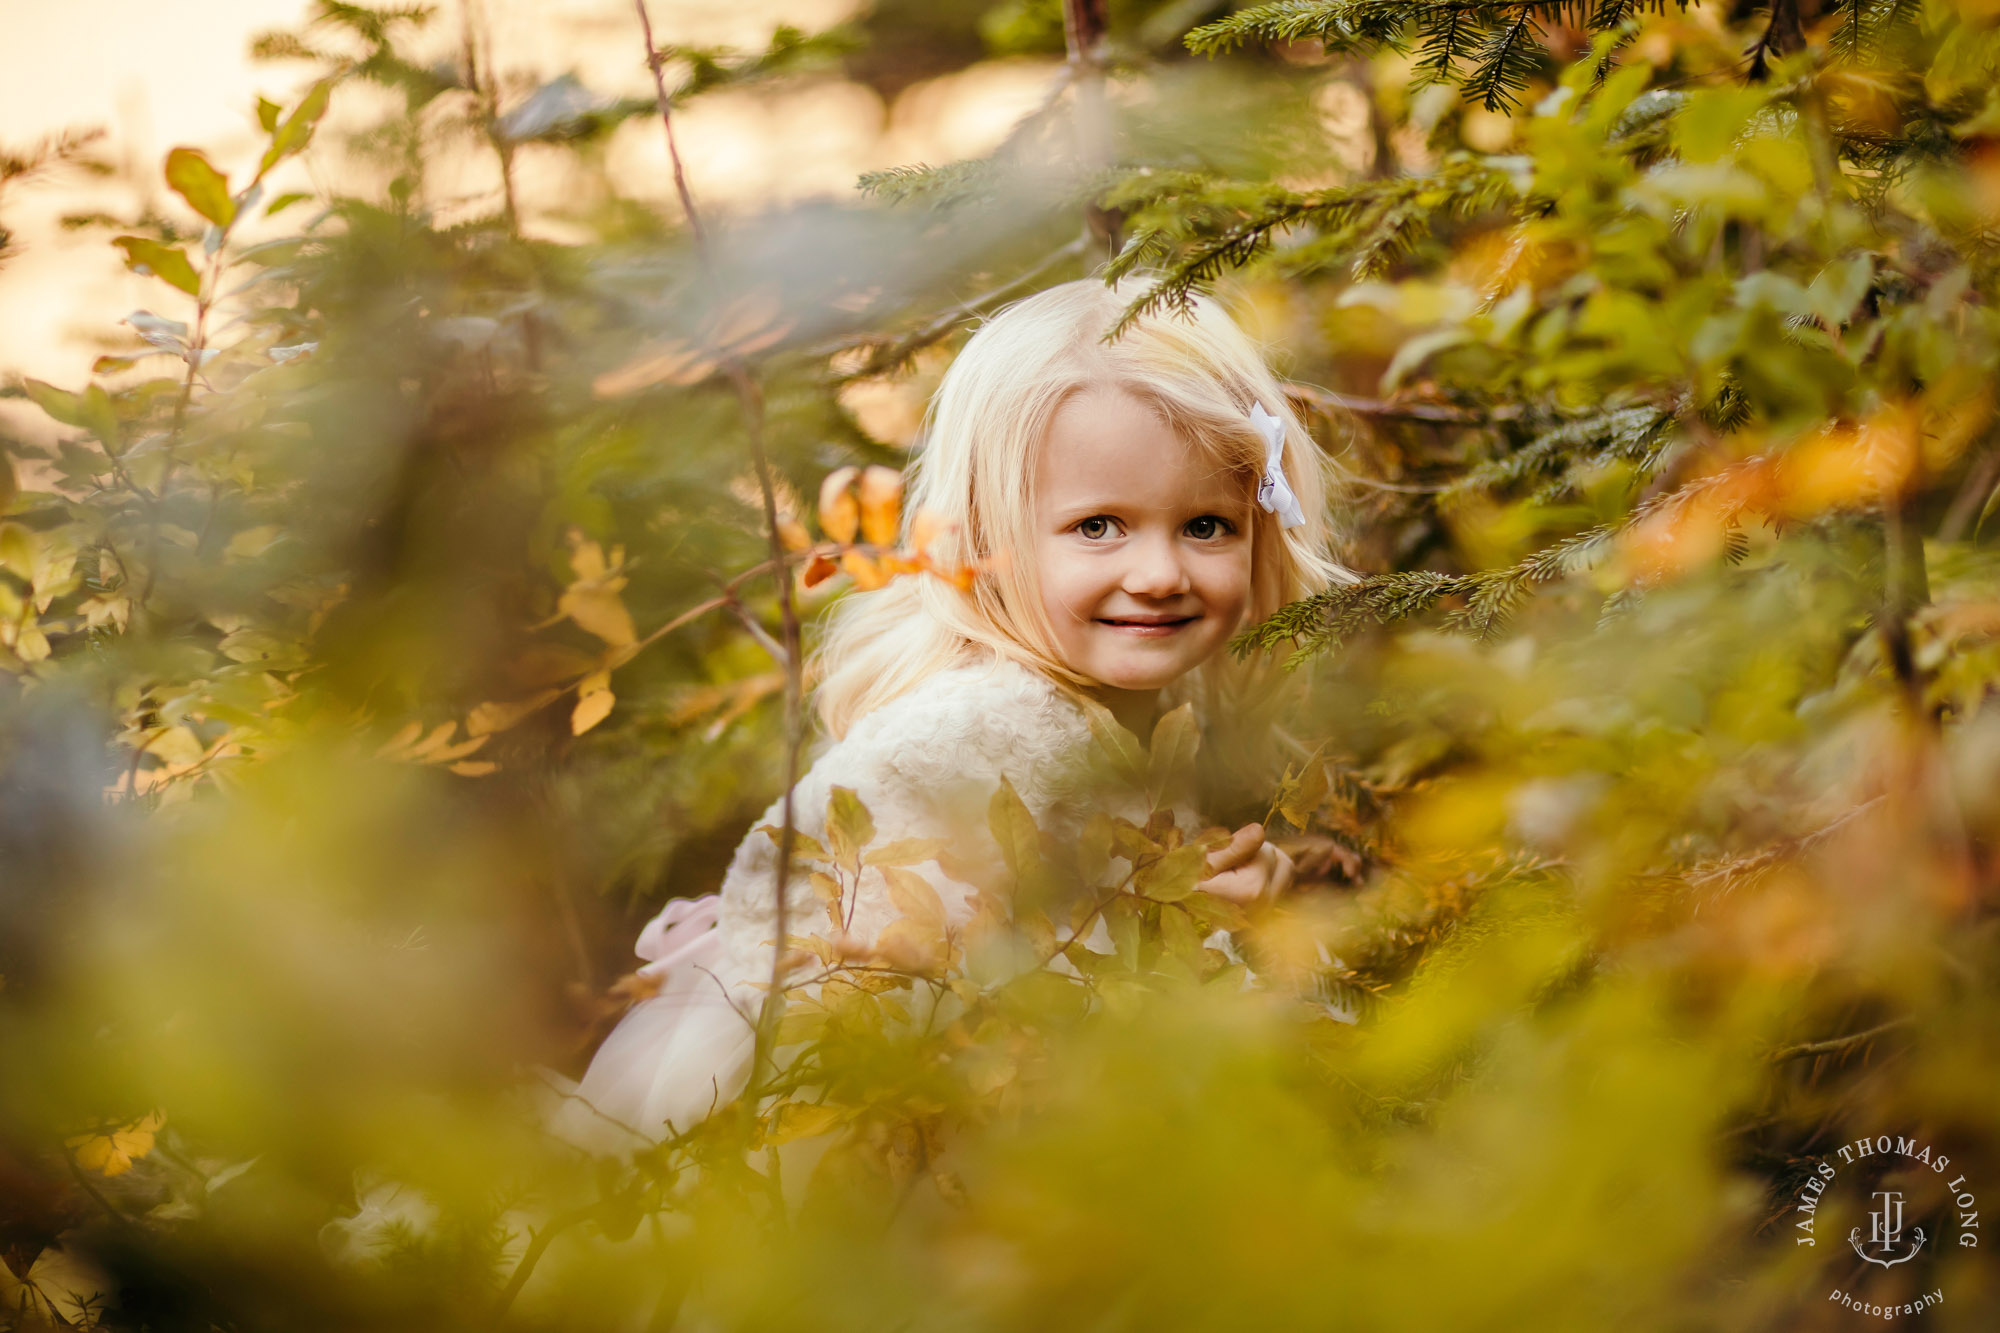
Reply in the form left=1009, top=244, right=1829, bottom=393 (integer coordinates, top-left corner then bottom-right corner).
left=1249, top=401, right=1306, bottom=530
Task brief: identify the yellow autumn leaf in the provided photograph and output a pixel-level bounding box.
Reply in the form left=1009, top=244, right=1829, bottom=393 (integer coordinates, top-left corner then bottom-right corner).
left=449, top=760, right=499, bottom=777
left=558, top=582, right=637, bottom=646
left=874, top=916, right=947, bottom=975
left=881, top=865, right=946, bottom=931
left=858, top=465, right=903, bottom=546
left=68, top=1110, right=165, bottom=1177
left=14, top=623, right=51, bottom=663
left=572, top=686, right=615, bottom=735
left=149, top=725, right=208, bottom=769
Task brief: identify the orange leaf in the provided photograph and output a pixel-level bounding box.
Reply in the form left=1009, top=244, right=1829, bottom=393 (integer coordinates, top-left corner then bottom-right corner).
left=67, top=1111, right=164, bottom=1178
left=818, top=467, right=860, bottom=543
left=802, top=552, right=839, bottom=588
left=841, top=550, right=887, bottom=590
left=858, top=465, right=903, bottom=546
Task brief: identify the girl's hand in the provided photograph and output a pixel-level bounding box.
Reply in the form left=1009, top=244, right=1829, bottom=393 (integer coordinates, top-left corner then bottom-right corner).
left=1200, top=822, right=1295, bottom=912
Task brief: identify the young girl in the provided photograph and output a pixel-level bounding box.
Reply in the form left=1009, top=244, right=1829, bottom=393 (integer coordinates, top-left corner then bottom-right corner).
left=558, top=276, right=1353, bottom=1151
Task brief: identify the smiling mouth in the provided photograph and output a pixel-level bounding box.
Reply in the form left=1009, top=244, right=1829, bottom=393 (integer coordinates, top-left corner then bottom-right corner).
left=1096, top=615, right=1198, bottom=633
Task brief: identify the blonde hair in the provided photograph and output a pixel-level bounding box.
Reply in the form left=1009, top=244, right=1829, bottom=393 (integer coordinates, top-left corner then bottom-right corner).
left=814, top=275, right=1359, bottom=740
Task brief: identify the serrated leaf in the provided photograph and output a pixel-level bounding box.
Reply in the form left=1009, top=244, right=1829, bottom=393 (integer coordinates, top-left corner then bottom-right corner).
left=165, top=147, right=235, bottom=227
left=863, top=837, right=948, bottom=866
left=1275, top=750, right=1333, bottom=831
left=881, top=865, right=945, bottom=931
left=809, top=871, right=842, bottom=927
left=1133, top=841, right=1206, bottom=903
left=826, top=785, right=874, bottom=875
left=1081, top=697, right=1147, bottom=785
left=987, top=776, right=1042, bottom=881
left=1078, top=811, right=1114, bottom=887
left=1104, top=894, right=1141, bottom=969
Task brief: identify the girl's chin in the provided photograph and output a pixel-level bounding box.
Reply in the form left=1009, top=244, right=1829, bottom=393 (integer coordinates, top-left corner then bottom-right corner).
left=1086, top=661, right=1200, bottom=692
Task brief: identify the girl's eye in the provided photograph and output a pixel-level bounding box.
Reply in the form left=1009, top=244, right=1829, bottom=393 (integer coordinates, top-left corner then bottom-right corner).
left=1185, top=516, right=1233, bottom=540
left=1076, top=516, right=1116, bottom=540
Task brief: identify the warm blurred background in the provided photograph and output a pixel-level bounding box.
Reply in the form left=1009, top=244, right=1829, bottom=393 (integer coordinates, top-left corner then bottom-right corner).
left=4, top=1, right=2000, bottom=1329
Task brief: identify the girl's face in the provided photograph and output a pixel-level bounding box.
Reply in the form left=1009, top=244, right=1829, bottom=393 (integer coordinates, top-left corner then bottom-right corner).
left=1031, top=385, right=1255, bottom=704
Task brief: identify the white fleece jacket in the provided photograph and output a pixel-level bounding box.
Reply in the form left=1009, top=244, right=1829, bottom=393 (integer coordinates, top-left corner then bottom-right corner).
left=555, top=655, right=1192, bottom=1151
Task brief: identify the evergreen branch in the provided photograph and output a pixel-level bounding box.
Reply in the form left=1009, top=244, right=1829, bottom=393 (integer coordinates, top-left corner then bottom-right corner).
left=1104, top=159, right=1515, bottom=338
left=1239, top=447, right=1776, bottom=660
left=1233, top=570, right=1478, bottom=659
left=1184, top=0, right=1413, bottom=56
left=1460, top=7, right=1546, bottom=113
left=1443, top=405, right=1674, bottom=501
left=1413, top=7, right=1477, bottom=87
left=856, top=160, right=1006, bottom=209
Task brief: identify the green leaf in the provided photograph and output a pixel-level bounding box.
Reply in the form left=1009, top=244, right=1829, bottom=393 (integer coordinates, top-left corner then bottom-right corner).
left=825, top=786, right=874, bottom=876
left=165, top=147, right=235, bottom=227
left=264, top=191, right=312, bottom=218
left=259, top=78, right=335, bottom=177
left=256, top=97, right=282, bottom=133
left=1133, top=841, right=1206, bottom=903
left=987, top=776, right=1043, bottom=882
left=21, top=380, right=84, bottom=428
left=1145, top=703, right=1200, bottom=805
left=113, top=237, right=201, bottom=296
left=1080, top=697, right=1146, bottom=786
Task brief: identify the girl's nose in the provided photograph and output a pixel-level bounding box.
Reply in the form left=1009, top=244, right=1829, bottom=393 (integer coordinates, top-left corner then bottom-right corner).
left=1120, top=533, right=1191, bottom=598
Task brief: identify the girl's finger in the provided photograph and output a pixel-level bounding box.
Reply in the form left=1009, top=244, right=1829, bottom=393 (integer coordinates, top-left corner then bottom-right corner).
left=1205, top=822, right=1265, bottom=876
left=1200, top=866, right=1259, bottom=904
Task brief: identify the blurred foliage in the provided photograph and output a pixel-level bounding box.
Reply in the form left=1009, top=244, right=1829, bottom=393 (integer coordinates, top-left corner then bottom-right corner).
left=4, top=0, right=2000, bottom=1328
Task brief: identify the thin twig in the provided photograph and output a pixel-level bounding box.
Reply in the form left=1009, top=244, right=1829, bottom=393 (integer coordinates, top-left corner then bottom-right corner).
left=1768, top=1017, right=1913, bottom=1063
left=634, top=0, right=806, bottom=1111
